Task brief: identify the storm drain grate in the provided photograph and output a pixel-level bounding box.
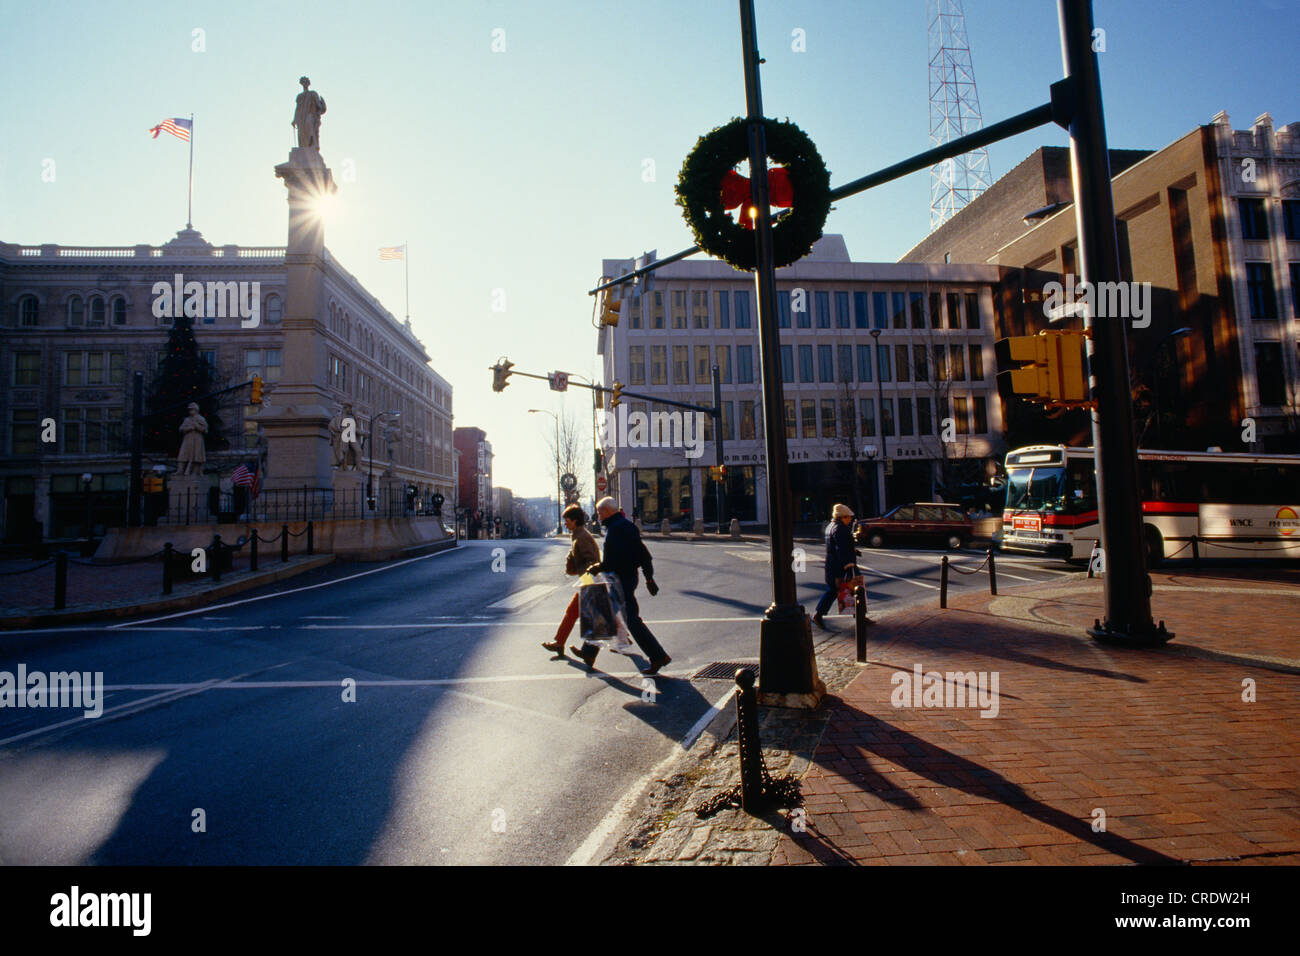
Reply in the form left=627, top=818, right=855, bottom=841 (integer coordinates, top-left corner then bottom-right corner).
left=691, top=661, right=760, bottom=681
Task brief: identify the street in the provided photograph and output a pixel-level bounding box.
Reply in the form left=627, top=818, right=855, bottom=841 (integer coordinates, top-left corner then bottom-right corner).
left=0, top=538, right=1080, bottom=865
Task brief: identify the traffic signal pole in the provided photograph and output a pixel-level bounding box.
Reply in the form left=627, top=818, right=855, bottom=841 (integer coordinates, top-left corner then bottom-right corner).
left=1058, top=0, right=1169, bottom=644
left=712, top=364, right=726, bottom=534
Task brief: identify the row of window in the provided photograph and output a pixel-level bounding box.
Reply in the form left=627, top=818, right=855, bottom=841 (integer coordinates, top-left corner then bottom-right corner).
left=626, top=288, right=983, bottom=332
left=1238, top=198, right=1300, bottom=243
left=625, top=342, right=986, bottom=387
left=1244, top=262, right=1300, bottom=320
left=11, top=294, right=286, bottom=328
left=9, top=407, right=124, bottom=456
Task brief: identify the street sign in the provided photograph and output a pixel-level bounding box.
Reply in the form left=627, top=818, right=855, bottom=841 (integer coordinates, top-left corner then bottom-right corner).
left=596, top=475, right=607, bottom=493
left=560, top=472, right=577, bottom=491
left=548, top=371, right=569, bottom=392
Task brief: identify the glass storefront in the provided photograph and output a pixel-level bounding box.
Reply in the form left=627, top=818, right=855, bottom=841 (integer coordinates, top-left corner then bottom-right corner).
left=633, top=466, right=692, bottom=527
left=703, top=465, right=758, bottom=523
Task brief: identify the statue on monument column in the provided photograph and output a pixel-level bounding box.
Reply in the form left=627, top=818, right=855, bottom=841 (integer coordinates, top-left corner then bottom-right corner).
left=176, top=403, right=208, bottom=476
left=292, top=76, right=326, bottom=149
left=329, top=402, right=360, bottom=470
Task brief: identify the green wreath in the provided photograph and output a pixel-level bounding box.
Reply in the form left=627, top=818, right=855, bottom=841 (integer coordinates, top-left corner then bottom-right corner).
left=676, top=117, right=831, bottom=272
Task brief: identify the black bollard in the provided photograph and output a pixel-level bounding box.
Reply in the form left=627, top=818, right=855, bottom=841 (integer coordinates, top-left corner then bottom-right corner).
left=163, top=542, right=174, bottom=594
left=211, top=535, right=222, bottom=582
left=854, top=583, right=868, bottom=663
left=250, top=530, right=259, bottom=573
left=940, top=554, right=950, bottom=609
left=735, top=668, right=766, bottom=813
left=307, top=520, right=314, bottom=556
left=987, top=546, right=997, bottom=596
left=54, top=550, right=68, bottom=610
left=281, top=524, right=289, bottom=563
left=1191, top=534, right=1200, bottom=572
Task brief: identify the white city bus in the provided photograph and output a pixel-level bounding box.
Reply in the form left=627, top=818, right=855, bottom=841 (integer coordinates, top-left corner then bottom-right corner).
left=1000, top=444, right=1300, bottom=564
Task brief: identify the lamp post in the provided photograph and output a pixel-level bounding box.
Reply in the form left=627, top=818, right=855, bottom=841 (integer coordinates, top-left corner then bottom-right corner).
left=870, top=328, right=888, bottom=510
left=528, top=408, right=562, bottom=534
left=1151, top=327, right=1192, bottom=448
left=81, top=472, right=93, bottom=544
left=367, top=409, right=400, bottom=513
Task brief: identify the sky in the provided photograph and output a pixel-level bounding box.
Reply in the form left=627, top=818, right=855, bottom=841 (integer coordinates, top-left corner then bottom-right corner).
left=2, top=0, right=1296, bottom=498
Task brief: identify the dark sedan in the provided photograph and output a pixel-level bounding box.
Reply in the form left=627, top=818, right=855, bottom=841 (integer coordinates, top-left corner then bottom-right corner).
left=855, top=502, right=973, bottom=550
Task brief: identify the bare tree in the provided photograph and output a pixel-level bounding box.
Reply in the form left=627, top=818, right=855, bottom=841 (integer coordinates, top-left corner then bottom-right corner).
left=543, top=407, right=588, bottom=507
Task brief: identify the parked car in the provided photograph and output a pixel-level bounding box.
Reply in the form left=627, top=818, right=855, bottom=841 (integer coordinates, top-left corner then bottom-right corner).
left=855, top=502, right=973, bottom=550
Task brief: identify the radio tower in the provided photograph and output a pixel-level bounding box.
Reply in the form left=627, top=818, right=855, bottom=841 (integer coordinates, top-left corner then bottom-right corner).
left=928, top=0, right=993, bottom=230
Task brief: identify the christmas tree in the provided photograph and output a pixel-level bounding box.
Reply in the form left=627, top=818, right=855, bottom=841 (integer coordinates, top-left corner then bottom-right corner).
left=142, top=315, right=226, bottom=456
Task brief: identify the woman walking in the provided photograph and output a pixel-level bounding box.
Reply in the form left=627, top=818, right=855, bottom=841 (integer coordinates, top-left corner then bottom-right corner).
left=542, top=504, right=601, bottom=655
left=813, top=503, right=858, bottom=630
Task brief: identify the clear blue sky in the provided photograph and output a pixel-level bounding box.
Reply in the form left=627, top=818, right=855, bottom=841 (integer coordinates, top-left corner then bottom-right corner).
left=2, top=0, right=1295, bottom=497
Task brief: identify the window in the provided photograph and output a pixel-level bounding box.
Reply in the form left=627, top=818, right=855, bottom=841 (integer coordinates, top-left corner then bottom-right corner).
left=913, top=344, right=928, bottom=382
left=737, top=344, right=754, bottom=384
left=954, top=396, right=970, bottom=434
left=673, top=345, right=689, bottom=384
left=895, top=344, right=910, bottom=382
left=1239, top=198, right=1268, bottom=241
left=857, top=344, right=873, bottom=382
left=112, top=297, right=127, bottom=325
left=717, top=345, right=732, bottom=384
left=835, top=291, right=851, bottom=329
left=721, top=401, right=735, bottom=441
left=651, top=346, right=667, bottom=384
left=775, top=289, right=790, bottom=328
left=853, top=291, right=868, bottom=329
left=872, top=291, right=888, bottom=329
left=716, top=291, right=731, bottom=329
left=780, top=345, right=794, bottom=382
left=973, top=396, right=988, bottom=434
left=818, top=345, right=834, bottom=382
left=1293, top=263, right=1300, bottom=318
left=15, top=352, right=40, bottom=385
left=63, top=407, right=123, bottom=454
left=799, top=345, right=814, bottom=383
left=929, top=292, right=941, bottom=330
left=965, top=292, right=981, bottom=329
left=671, top=291, right=687, bottom=328
left=800, top=400, right=817, bottom=439
left=652, top=292, right=665, bottom=329
left=68, top=296, right=84, bottom=326
left=821, top=399, right=837, bottom=438
left=795, top=289, right=810, bottom=328
left=692, top=291, right=709, bottom=328
left=11, top=409, right=38, bottom=455
left=898, top=397, right=914, bottom=437
left=917, top=396, right=933, bottom=435
left=814, top=291, right=830, bottom=328
left=841, top=399, right=856, bottom=437
left=734, top=290, right=752, bottom=328
left=877, top=344, right=891, bottom=382
left=909, top=291, right=924, bottom=329
left=946, top=293, right=959, bottom=330
left=65, top=351, right=124, bottom=385
left=740, top=401, right=756, bottom=440
left=1256, top=343, right=1287, bottom=405
left=1246, top=263, right=1277, bottom=319
left=881, top=398, right=895, bottom=437
left=630, top=297, right=642, bottom=329
left=950, top=344, right=966, bottom=381
left=87, top=296, right=105, bottom=327
left=1284, top=200, right=1300, bottom=241
left=201, top=350, right=216, bottom=373
left=968, top=344, right=984, bottom=380
left=934, top=343, right=950, bottom=380
left=784, top=399, right=796, bottom=439
left=891, top=292, right=907, bottom=328
left=860, top=398, right=875, bottom=437
left=695, top=345, right=711, bottom=383
left=837, top=344, right=853, bottom=382
left=19, top=295, right=39, bottom=326
left=629, top=345, right=646, bottom=386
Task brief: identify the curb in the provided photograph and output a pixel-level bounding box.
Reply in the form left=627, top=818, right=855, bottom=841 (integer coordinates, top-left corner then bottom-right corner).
left=0, top=554, right=337, bottom=630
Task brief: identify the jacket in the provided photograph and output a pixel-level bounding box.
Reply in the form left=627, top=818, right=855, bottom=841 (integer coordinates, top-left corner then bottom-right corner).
left=594, top=512, right=654, bottom=586
left=824, top=520, right=857, bottom=586
left=564, top=525, right=601, bottom=576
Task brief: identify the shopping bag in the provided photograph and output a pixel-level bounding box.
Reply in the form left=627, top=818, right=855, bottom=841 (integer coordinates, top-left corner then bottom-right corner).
left=578, top=573, right=633, bottom=652
left=836, top=568, right=865, bottom=613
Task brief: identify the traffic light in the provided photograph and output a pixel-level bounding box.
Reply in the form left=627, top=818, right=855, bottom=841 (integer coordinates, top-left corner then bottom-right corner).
left=599, top=290, right=622, bottom=327
left=709, top=465, right=727, bottom=481
left=491, top=359, right=515, bottom=392
left=142, top=473, right=163, bottom=493
left=250, top=375, right=264, bottom=405
left=999, top=331, right=1090, bottom=407
left=610, top=382, right=624, bottom=408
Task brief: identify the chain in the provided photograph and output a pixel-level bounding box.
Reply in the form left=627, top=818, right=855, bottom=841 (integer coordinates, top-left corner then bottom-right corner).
left=950, top=551, right=992, bottom=575
left=0, top=559, right=54, bottom=576
left=695, top=752, right=803, bottom=818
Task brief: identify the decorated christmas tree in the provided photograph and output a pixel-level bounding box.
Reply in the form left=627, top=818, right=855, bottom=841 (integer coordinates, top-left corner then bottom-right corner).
left=142, top=315, right=226, bottom=456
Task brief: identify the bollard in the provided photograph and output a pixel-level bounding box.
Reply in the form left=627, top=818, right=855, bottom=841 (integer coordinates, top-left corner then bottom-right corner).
left=855, top=583, right=868, bottom=663
left=735, top=668, right=766, bottom=813
left=163, top=542, right=174, bottom=594
left=661, top=518, right=671, bottom=536
left=54, top=550, right=68, bottom=610
left=987, top=546, right=997, bottom=596
left=281, top=524, right=289, bottom=563
left=250, top=531, right=259, bottom=573
left=211, top=535, right=222, bottom=582
left=307, top=520, right=314, bottom=555
left=1191, top=534, right=1200, bottom=571
left=729, top=518, right=741, bottom=538
left=940, top=554, right=949, bottom=609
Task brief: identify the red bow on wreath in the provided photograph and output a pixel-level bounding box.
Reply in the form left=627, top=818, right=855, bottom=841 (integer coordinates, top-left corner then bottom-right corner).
left=720, top=167, right=793, bottom=229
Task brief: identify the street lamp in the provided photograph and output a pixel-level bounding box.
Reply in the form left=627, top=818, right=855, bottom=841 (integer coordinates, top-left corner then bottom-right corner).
left=1151, top=327, right=1192, bottom=448
left=870, top=328, right=888, bottom=510
left=81, top=472, right=93, bottom=544
left=528, top=408, right=562, bottom=534
left=368, top=409, right=401, bottom=513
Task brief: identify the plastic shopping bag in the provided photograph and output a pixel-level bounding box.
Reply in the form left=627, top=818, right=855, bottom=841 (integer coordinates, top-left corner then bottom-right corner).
left=836, top=568, right=865, bottom=613
left=578, top=573, right=634, bottom=653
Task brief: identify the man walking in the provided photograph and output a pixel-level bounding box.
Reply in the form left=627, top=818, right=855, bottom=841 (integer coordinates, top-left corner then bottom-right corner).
left=573, top=497, right=672, bottom=674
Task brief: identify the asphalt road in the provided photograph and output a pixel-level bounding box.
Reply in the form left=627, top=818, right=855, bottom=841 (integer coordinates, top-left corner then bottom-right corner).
left=0, top=536, right=1080, bottom=865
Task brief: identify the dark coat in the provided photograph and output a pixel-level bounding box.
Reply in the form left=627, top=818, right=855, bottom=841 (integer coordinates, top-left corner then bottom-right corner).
left=595, top=512, right=654, bottom=587
left=824, top=520, right=857, bottom=586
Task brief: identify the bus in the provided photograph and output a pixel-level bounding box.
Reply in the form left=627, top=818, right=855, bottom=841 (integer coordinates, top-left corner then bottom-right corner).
left=1000, top=444, right=1300, bottom=565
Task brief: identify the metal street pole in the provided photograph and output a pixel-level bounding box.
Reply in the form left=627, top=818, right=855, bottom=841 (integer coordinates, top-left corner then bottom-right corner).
left=712, top=364, right=726, bottom=533
left=871, top=327, right=887, bottom=511
left=528, top=408, right=562, bottom=534
left=1058, top=0, right=1169, bottom=644
left=740, top=0, right=823, bottom=706
left=128, top=371, right=143, bottom=527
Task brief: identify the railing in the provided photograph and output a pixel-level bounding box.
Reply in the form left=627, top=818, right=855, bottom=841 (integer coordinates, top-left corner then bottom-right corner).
left=161, top=485, right=443, bottom=525
left=7, top=244, right=285, bottom=260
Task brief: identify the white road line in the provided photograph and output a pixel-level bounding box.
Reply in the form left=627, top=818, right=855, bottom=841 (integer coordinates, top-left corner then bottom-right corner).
left=487, top=585, right=558, bottom=609
left=301, top=615, right=347, bottom=620
left=862, top=567, right=941, bottom=591
left=681, top=685, right=737, bottom=749
left=108, top=544, right=461, bottom=628
left=92, top=673, right=621, bottom=692
left=988, top=569, right=1039, bottom=583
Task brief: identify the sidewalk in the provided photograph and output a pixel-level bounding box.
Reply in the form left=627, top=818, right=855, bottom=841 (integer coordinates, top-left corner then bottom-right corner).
left=603, top=565, right=1300, bottom=865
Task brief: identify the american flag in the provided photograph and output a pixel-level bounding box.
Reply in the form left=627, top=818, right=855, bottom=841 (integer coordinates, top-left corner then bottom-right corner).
left=231, top=461, right=260, bottom=498
left=149, top=117, right=192, bottom=142
left=379, top=245, right=405, bottom=260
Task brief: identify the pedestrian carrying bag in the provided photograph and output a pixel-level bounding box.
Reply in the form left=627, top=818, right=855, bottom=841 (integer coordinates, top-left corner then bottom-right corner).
left=836, top=566, right=865, bottom=613
left=577, top=572, right=633, bottom=651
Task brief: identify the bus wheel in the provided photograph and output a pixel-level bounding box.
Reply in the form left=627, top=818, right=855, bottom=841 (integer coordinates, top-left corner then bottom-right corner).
left=1144, top=526, right=1164, bottom=568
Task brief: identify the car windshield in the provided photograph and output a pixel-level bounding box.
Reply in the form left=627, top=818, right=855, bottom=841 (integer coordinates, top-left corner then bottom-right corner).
left=1004, top=466, right=1068, bottom=512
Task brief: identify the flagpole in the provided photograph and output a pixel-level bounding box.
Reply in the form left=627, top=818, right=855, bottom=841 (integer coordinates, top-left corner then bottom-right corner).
left=404, top=240, right=410, bottom=322
left=186, top=113, right=194, bottom=229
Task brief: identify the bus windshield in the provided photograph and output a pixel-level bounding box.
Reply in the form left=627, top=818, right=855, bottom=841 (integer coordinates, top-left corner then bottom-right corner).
left=1004, top=466, right=1067, bottom=512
